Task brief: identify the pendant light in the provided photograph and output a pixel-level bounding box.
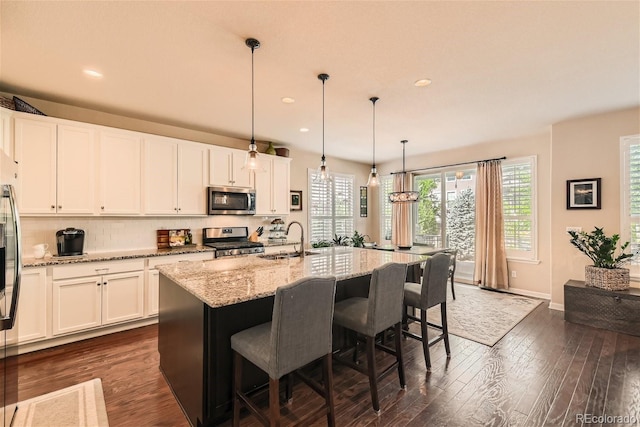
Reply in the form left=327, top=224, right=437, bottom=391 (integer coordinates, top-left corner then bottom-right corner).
left=389, top=140, right=419, bottom=203
left=367, top=97, right=379, bottom=187
left=244, top=38, right=260, bottom=170
left=316, top=73, right=330, bottom=182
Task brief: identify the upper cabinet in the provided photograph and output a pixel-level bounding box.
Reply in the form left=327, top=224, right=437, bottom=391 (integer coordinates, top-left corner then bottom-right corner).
left=0, top=107, right=14, bottom=159
left=209, top=145, right=252, bottom=188
left=15, top=117, right=95, bottom=215
left=98, top=130, right=142, bottom=215
left=143, top=137, right=207, bottom=215
left=254, top=155, right=291, bottom=216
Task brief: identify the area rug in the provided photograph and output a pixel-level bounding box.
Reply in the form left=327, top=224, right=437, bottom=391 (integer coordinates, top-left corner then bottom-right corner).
left=12, top=378, right=109, bottom=427
left=426, top=284, right=543, bottom=346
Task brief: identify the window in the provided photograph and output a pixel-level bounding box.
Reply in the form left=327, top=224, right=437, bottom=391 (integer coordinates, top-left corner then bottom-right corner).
left=308, top=170, right=355, bottom=243
left=379, top=175, right=393, bottom=241
left=621, top=135, right=640, bottom=277
left=501, top=156, right=537, bottom=260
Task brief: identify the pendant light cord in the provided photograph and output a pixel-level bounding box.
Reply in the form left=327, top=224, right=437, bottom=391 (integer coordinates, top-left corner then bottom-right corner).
left=322, top=78, right=325, bottom=162
left=401, top=140, right=408, bottom=192
left=251, top=44, right=255, bottom=145
left=370, top=97, right=378, bottom=168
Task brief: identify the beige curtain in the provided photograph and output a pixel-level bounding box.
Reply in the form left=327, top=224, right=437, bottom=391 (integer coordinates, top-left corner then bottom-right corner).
left=474, top=160, right=509, bottom=289
left=391, top=173, right=412, bottom=248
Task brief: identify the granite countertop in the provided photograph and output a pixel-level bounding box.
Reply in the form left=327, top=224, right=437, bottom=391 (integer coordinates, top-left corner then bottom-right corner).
left=157, top=246, right=427, bottom=308
left=23, top=246, right=215, bottom=268
left=371, top=245, right=450, bottom=255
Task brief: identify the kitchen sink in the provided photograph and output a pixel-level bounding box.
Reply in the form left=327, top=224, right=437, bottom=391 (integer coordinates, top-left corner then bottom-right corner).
left=258, top=251, right=320, bottom=260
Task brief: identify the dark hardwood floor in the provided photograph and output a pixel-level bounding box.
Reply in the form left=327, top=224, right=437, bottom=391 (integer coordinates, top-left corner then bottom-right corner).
left=17, top=300, right=640, bottom=426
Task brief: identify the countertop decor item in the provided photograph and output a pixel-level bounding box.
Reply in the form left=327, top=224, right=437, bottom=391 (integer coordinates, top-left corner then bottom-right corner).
left=13, top=96, right=46, bottom=115
left=157, top=229, right=194, bottom=249
left=366, top=97, right=379, bottom=187
left=243, top=38, right=261, bottom=171
left=274, top=147, right=289, bottom=157
left=265, top=141, right=276, bottom=155
left=315, top=73, right=331, bottom=182
left=389, top=140, right=419, bottom=203
left=568, top=226, right=634, bottom=290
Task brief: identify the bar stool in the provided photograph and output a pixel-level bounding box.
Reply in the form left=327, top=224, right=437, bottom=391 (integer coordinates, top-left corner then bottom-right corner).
left=332, top=262, right=408, bottom=414
left=403, top=253, right=451, bottom=371
left=231, top=276, right=337, bottom=426
left=442, top=249, right=458, bottom=299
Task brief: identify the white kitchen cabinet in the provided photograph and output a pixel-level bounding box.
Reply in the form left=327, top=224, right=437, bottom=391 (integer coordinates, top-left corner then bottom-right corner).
left=209, top=145, right=252, bottom=188
left=98, top=130, right=142, bottom=215
left=0, top=107, right=14, bottom=159
left=144, top=137, right=207, bottom=215
left=15, top=117, right=95, bottom=215
left=16, top=268, right=48, bottom=344
left=147, top=269, right=160, bottom=316
left=52, top=260, right=144, bottom=336
left=255, top=155, right=291, bottom=216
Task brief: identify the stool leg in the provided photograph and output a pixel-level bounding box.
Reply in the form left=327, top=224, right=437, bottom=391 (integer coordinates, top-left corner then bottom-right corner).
left=352, top=330, right=359, bottom=363
left=420, top=309, right=432, bottom=371
left=442, top=302, right=451, bottom=357
left=451, top=275, right=456, bottom=300
left=322, top=354, right=336, bottom=427
left=366, top=336, right=380, bottom=413
left=232, top=351, right=242, bottom=427
left=285, top=374, right=293, bottom=403
left=394, top=323, right=406, bottom=389
left=269, top=377, right=281, bottom=427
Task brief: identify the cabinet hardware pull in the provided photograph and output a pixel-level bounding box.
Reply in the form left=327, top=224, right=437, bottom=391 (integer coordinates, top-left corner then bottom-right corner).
left=101, top=206, right=105, bottom=210
left=178, top=207, right=181, bottom=211
left=97, top=282, right=101, bottom=286
left=58, top=205, right=62, bottom=209
left=103, top=282, right=107, bottom=286
left=51, top=205, right=55, bottom=209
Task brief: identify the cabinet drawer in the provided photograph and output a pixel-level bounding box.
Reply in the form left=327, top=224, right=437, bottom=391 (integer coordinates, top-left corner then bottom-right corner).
left=148, top=252, right=213, bottom=269
left=53, top=259, right=145, bottom=280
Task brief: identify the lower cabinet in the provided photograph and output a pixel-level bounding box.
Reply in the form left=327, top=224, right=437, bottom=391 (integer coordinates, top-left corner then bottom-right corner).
left=52, top=260, right=145, bottom=336
left=7, top=267, right=48, bottom=345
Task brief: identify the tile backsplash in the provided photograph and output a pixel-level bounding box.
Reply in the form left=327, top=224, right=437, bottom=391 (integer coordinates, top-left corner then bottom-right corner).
left=21, top=215, right=293, bottom=258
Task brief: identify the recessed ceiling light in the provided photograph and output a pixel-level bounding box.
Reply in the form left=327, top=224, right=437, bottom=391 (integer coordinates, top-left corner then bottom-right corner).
left=414, top=79, right=432, bottom=87
left=83, top=69, right=103, bottom=78
left=281, top=97, right=295, bottom=104
left=299, top=128, right=309, bottom=133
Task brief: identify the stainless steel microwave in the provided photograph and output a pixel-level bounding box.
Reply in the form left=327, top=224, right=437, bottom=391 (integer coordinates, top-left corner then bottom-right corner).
left=207, top=186, right=256, bottom=215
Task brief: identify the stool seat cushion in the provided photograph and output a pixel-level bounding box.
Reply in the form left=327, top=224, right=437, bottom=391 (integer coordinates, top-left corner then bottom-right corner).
left=333, top=297, right=369, bottom=335
left=231, top=322, right=272, bottom=375
left=403, top=282, right=422, bottom=308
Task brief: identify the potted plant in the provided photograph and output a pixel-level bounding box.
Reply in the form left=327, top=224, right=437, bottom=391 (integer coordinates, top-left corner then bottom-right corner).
left=350, top=230, right=369, bottom=248
left=568, top=227, right=634, bottom=290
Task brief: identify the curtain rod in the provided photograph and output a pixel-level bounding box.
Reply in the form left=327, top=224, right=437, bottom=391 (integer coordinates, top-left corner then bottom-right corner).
left=390, top=156, right=507, bottom=175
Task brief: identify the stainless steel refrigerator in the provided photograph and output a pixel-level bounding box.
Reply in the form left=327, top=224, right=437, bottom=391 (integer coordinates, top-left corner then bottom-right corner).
left=0, top=151, right=20, bottom=427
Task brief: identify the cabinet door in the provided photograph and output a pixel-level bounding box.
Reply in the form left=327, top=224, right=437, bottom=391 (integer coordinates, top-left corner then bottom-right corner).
left=0, top=108, right=13, bottom=159
left=147, top=269, right=159, bottom=317
left=177, top=143, right=207, bottom=215
left=272, top=157, right=290, bottom=215
left=57, top=125, right=96, bottom=214
left=209, top=145, right=232, bottom=186
left=102, top=271, right=144, bottom=325
left=14, top=118, right=57, bottom=214
left=254, top=157, right=273, bottom=215
left=98, top=130, right=142, bottom=214
left=143, top=137, right=178, bottom=214
left=230, top=149, right=252, bottom=188
left=52, top=276, right=101, bottom=336
left=16, top=268, right=48, bottom=343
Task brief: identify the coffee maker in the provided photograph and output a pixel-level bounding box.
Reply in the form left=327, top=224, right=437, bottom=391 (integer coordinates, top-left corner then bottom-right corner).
left=56, top=228, right=85, bottom=256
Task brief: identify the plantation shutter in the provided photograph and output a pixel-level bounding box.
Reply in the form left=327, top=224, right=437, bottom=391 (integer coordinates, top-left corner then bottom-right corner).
left=380, top=176, right=393, bottom=241
left=621, top=135, right=640, bottom=277
left=308, top=170, right=355, bottom=244
left=501, top=158, right=535, bottom=259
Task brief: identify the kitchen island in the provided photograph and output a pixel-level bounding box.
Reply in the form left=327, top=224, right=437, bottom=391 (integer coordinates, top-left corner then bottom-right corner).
left=157, top=246, right=427, bottom=426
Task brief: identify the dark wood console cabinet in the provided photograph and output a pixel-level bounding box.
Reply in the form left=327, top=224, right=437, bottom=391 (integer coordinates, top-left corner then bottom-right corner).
left=564, top=279, right=640, bottom=336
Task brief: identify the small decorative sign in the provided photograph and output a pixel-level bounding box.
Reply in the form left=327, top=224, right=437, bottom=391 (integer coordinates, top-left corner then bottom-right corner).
left=567, top=178, right=601, bottom=209
left=290, top=190, right=302, bottom=211
left=360, top=186, right=368, bottom=217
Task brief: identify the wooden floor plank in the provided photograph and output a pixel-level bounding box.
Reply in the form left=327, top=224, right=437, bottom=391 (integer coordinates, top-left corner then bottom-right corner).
left=15, top=299, right=639, bottom=427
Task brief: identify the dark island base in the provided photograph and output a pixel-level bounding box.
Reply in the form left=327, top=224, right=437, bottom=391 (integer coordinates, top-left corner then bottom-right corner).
left=158, top=271, right=400, bottom=426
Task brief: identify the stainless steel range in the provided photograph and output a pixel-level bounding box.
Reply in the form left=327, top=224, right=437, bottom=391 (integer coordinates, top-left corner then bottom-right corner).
left=203, top=227, right=264, bottom=258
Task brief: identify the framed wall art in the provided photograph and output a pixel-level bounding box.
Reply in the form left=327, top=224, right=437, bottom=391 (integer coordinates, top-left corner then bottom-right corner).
left=290, top=190, right=303, bottom=211
left=566, top=178, right=601, bottom=209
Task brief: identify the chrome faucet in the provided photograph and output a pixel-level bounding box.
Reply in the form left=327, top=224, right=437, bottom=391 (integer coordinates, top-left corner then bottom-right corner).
left=285, top=221, right=305, bottom=258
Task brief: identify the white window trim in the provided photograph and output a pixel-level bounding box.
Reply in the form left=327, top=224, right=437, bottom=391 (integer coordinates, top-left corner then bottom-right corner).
left=502, top=155, right=538, bottom=262
left=620, top=134, right=640, bottom=279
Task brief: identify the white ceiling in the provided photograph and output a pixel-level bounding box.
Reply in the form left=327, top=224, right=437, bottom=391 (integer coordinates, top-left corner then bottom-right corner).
left=1, top=1, right=638, bottom=164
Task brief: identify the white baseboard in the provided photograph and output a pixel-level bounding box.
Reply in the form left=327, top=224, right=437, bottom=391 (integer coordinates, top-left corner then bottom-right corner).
left=548, top=302, right=564, bottom=311
left=507, top=287, right=550, bottom=300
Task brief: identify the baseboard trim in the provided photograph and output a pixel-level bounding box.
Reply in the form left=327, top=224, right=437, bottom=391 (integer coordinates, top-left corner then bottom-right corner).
left=507, top=287, right=550, bottom=300
left=548, top=302, right=565, bottom=312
